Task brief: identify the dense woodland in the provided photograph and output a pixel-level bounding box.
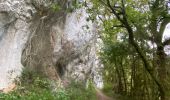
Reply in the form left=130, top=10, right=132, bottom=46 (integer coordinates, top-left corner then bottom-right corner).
left=89, top=0, right=170, bottom=100
left=1, top=0, right=170, bottom=100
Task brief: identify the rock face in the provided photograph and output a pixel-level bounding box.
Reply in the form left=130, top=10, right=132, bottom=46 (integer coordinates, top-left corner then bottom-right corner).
left=0, top=0, right=103, bottom=89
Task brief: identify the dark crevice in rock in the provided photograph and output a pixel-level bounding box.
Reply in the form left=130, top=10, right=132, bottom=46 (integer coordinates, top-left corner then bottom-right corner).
left=56, top=62, right=66, bottom=79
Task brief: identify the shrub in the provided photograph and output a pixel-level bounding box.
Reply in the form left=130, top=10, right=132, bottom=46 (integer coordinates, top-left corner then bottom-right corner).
left=0, top=70, right=97, bottom=100
left=66, top=80, right=96, bottom=100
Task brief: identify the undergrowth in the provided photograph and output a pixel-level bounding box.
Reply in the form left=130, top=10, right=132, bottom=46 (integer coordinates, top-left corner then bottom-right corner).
left=0, top=70, right=96, bottom=100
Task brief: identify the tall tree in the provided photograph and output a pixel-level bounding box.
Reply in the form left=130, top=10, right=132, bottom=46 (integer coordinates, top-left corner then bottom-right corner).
left=87, top=0, right=170, bottom=100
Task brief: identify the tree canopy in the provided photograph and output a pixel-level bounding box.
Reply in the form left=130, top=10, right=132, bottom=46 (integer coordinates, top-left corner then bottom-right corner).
left=84, top=0, right=170, bottom=100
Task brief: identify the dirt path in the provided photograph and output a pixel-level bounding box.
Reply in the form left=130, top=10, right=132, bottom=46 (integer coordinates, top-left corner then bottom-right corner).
left=96, top=88, right=114, bottom=100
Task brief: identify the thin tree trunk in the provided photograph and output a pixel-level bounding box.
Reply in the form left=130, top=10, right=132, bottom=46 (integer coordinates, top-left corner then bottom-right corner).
left=157, top=46, right=167, bottom=100
left=120, top=58, right=127, bottom=94
left=115, top=59, right=123, bottom=94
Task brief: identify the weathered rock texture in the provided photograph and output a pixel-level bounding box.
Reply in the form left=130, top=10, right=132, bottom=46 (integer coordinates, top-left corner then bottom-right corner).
left=0, top=0, right=103, bottom=89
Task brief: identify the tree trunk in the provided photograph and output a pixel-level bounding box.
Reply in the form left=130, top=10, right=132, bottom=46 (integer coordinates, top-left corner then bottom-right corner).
left=120, top=58, right=127, bottom=94
left=156, top=45, right=168, bottom=100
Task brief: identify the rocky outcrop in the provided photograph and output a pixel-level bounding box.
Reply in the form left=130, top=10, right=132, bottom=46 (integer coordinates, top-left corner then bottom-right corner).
left=0, top=0, right=103, bottom=89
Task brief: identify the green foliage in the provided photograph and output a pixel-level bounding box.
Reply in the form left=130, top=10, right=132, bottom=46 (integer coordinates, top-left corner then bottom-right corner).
left=0, top=70, right=54, bottom=100
left=17, top=69, right=51, bottom=90
left=55, top=88, right=69, bottom=100
left=102, top=82, right=114, bottom=96
left=0, top=70, right=96, bottom=100
left=86, top=0, right=170, bottom=99
left=66, top=0, right=84, bottom=13
left=51, top=0, right=84, bottom=13
left=65, top=80, right=96, bottom=100
left=51, top=3, right=61, bottom=12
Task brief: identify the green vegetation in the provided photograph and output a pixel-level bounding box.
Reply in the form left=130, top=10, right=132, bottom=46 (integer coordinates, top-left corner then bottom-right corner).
left=86, top=0, right=170, bottom=100
left=51, top=0, right=83, bottom=13
left=51, top=3, right=62, bottom=12
left=2, top=0, right=170, bottom=100
left=0, top=70, right=96, bottom=100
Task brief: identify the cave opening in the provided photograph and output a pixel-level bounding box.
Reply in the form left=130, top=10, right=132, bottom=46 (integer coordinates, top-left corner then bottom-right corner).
left=56, top=62, right=66, bottom=78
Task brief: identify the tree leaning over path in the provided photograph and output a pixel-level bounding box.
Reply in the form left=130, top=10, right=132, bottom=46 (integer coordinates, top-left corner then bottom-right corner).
left=87, top=0, right=170, bottom=100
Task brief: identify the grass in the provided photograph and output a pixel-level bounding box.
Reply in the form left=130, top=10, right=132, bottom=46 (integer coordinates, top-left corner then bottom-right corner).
left=0, top=70, right=96, bottom=100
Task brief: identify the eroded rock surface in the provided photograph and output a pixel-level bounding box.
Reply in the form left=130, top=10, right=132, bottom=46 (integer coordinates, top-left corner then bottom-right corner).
left=0, top=0, right=103, bottom=89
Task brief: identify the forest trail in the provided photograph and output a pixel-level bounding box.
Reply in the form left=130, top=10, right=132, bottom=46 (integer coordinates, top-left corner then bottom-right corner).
left=96, top=88, right=114, bottom=100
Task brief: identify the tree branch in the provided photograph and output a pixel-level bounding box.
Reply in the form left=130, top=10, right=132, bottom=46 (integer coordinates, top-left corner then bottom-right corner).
left=105, top=0, right=164, bottom=93
left=106, top=0, right=124, bottom=23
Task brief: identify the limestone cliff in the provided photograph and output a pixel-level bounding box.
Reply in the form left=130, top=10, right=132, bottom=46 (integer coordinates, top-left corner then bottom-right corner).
left=0, top=0, right=103, bottom=89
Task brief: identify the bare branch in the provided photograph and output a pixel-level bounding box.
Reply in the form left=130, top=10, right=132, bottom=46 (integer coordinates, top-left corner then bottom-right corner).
left=121, top=0, right=126, bottom=15
left=106, top=0, right=124, bottom=23
left=97, top=15, right=104, bottom=23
